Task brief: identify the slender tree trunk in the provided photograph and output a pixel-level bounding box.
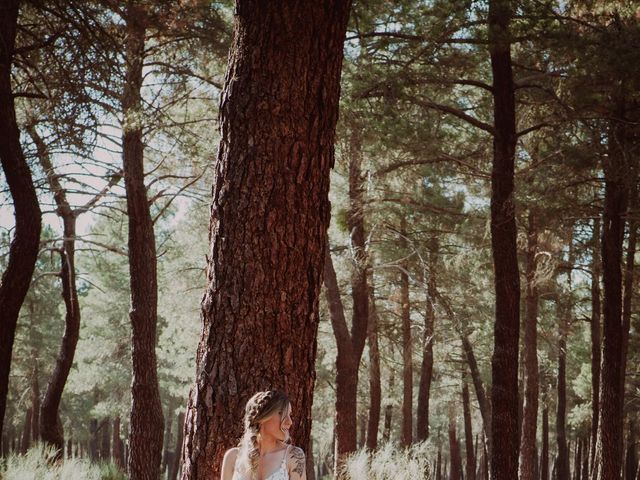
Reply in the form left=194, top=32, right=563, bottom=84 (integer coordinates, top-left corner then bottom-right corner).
left=163, top=410, right=173, bottom=473
left=122, top=3, right=164, bottom=478
left=20, top=408, right=32, bottom=453
left=399, top=221, right=412, bottom=447
left=29, top=127, right=81, bottom=456
left=449, top=412, right=463, bottom=480
left=460, top=330, right=491, bottom=456
left=620, top=183, right=637, bottom=399
left=323, top=248, right=367, bottom=474
left=30, top=362, right=40, bottom=444
left=0, top=0, right=43, bottom=438
left=541, top=397, right=549, bottom=480
left=436, top=447, right=442, bottom=480
left=590, top=218, right=602, bottom=473
left=366, top=283, right=381, bottom=450
left=463, top=373, right=476, bottom=480
left=170, top=412, right=184, bottom=480
left=594, top=111, right=629, bottom=480
left=112, top=417, right=125, bottom=470
left=556, top=299, right=570, bottom=480
left=488, top=0, right=520, bottom=475
left=100, top=418, right=111, bottom=461
left=383, top=403, right=393, bottom=443
left=180, top=2, right=351, bottom=477
left=519, top=211, right=539, bottom=480
left=417, top=243, right=437, bottom=442
left=325, top=120, right=370, bottom=472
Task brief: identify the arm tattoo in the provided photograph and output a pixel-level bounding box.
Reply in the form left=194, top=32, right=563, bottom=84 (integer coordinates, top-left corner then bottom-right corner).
left=290, top=447, right=306, bottom=476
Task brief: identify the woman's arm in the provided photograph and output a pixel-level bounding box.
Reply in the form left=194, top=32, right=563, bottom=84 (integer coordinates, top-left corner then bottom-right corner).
left=287, top=446, right=307, bottom=480
left=221, top=447, right=238, bottom=480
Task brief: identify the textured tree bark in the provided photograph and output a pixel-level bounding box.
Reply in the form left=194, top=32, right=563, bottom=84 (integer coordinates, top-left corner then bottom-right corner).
left=122, top=3, right=164, bottom=478
left=462, top=373, right=476, bottom=480
left=399, top=222, right=412, bottom=447
left=519, top=211, right=539, bottom=480
left=366, top=283, right=381, bottom=450
left=488, top=0, right=520, bottom=476
left=417, top=243, right=437, bottom=442
left=556, top=299, right=570, bottom=480
left=180, top=2, right=351, bottom=478
left=0, top=0, right=43, bottom=439
left=594, top=111, right=629, bottom=480
left=590, top=218, right=602, bottom=473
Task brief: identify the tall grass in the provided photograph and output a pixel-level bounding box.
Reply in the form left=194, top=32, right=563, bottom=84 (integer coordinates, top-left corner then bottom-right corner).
left=0, top=443, right=125, bottom=480
left=341, top=441, right=432, bottom=480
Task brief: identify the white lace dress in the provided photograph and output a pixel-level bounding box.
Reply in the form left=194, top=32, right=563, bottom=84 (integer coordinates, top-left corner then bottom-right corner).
left=232, top=445, right=290, bottom=480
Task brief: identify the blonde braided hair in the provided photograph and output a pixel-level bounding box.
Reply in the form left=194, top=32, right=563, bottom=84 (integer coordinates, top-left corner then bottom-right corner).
left=236, top=390, right=290, bottom=478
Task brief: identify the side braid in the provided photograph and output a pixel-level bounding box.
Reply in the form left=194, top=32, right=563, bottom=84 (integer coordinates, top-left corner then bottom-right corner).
left=237, top=390, right=290, bottom=478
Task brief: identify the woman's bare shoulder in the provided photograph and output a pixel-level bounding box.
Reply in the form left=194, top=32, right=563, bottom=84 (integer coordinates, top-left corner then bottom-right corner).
left=221, top=448, right=240, bottom=480
left=224, top=447, right=240, bottom=461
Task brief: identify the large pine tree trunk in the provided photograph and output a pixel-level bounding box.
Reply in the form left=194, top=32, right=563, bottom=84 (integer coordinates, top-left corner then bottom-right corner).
left=488, top=2, right=520, bottom=478
left=593, top=111, right=629, bottom=480
left=0, top=0, right=43, bottom=438
left=366, top=283, right=381, bottom=450
left=519, top=211, right=539, bottom=480
left=417, top=244, right=437, bottom=442
left=180, top=2, right=351, bottom=477
left=122, top=3, right=164, bottom=478
left=590, top=218, right=602, bottom=473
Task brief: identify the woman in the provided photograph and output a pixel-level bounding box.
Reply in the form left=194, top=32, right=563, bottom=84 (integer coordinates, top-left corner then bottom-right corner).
left=221, top=390, right=307, bottom=480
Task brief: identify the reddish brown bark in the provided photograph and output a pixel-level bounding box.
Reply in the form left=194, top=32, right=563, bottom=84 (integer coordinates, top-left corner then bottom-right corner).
left=0, top=0, right=43, bottom=439
left=519, top=211, right=539, bottom=480
left=180, top=2, right=351, bottom=477
left=20, top=408, right=32, bottom=453
left=122, top=3, right=164, bottom=478
left=488, top=1, right=520, bottom=478
left=366, top=284, right=381, bottom=450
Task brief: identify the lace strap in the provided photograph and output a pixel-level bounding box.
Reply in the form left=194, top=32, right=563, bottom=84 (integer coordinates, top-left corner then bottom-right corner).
left=282, top=445, right=290, bottom=465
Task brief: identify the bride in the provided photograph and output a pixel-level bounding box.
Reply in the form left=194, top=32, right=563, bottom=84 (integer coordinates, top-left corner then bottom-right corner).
left=221, top=390, right=307, bottom=480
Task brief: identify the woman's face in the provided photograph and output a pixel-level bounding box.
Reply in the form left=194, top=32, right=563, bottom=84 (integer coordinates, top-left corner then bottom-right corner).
left=260, top=403, right=292, bottom=442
